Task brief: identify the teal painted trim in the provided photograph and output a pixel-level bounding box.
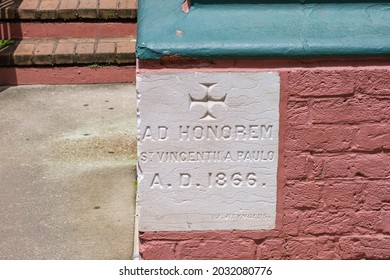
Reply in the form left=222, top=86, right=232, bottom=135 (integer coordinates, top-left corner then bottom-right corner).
left=137, top=0, right=390, bottom=60
left=192, top=0, right=390, bottom=4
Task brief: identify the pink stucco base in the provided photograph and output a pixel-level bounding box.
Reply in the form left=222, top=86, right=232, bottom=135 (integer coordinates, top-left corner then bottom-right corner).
left=138, top=59, right=390, bottom=260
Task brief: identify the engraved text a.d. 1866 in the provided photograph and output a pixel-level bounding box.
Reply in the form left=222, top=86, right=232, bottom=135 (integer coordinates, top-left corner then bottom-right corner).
left=137, top=72, right=280, bottom=231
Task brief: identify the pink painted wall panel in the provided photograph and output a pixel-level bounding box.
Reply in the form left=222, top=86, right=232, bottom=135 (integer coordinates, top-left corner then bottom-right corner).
left=139, top=62, right=390, bottom=260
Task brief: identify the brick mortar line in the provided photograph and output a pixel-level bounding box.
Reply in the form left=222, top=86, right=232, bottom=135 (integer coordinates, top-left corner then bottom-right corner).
left=35, top=0, right=42, bottom=16
left=37, top=0, right=43, bottom=11
left=31, top=40, right=39, bottom=65
left=55, top=0, right=62, bottom=19
left=76, top=0, right=81, bottom=17
left=96, top=0, right=100, bottom=17
left=114, top=40, right=118, bottom=64
left=52, top=39, right=59, bottom=65
left=72, top=40, right=78, bottom=63
left=93, top=38, right=98, bottom=62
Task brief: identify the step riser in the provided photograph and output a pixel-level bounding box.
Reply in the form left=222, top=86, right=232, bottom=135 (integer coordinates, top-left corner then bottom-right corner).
left=0, top=22, right=137, bottom=39
left=0, top=66, right=136, bottom=85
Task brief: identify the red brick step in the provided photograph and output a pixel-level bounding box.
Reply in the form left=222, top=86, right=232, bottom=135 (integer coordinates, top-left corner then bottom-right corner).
left=0, top=0, right=137, bottom=20
left=0, top=0, right=137, bottom=85
left=0, top=36, right=136, bottom=66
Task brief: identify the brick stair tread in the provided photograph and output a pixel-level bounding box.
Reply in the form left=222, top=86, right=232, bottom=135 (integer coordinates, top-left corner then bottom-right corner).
left=0, top=0, right=137, bottom=20
left=0, top=36, right=136, bottom=66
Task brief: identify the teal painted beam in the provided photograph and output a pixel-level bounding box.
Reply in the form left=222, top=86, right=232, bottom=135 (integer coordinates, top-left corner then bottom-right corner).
left=137, top=0, right=390, bottom=60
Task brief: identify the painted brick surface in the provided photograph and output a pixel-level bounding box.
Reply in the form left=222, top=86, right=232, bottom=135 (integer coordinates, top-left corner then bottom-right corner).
left=139, top=67, right=390, bottom=260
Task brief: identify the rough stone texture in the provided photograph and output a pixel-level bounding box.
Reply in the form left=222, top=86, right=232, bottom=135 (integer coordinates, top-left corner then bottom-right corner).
left=137, top=72, right=280, bottom=231
left=139, top=67, right=390, bottom=260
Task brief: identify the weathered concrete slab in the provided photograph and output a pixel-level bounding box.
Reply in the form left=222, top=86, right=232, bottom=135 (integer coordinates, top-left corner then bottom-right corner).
left=0, top=84, right=136, bottom=259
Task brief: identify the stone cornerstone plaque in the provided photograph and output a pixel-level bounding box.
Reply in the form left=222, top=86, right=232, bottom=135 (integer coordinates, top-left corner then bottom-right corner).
left=137, top=72, right=280, bottom=231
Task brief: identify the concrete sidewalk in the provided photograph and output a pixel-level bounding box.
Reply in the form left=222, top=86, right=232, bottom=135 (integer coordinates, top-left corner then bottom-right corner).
left=0, top=83, right=137, bottom=259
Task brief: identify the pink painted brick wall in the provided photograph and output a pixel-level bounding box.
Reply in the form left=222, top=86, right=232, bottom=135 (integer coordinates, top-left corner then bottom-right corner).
left=139, top=66, right=390, bottom=260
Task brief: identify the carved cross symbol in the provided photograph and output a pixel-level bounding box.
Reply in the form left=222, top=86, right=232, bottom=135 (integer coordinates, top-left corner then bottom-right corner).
left=189, top=83, right=227, bottom=120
